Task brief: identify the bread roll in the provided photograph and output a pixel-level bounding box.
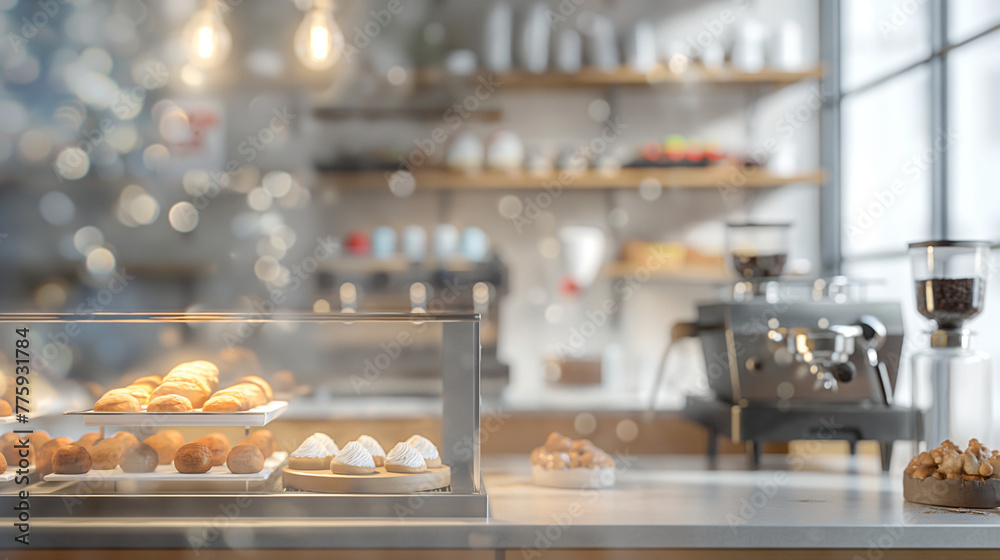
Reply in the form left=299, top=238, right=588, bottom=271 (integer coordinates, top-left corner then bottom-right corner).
left=37, top=437, right=73, bottom=476
left=0, top=400, right=12, bottom=416
left=75, top=433, right=102, bottom=447
left=239, top=429, right=275, bottom=457
left=202, top=395, right=243, bottom=412
left=90, top=438, right=123, bottom=470
left=148, top=361, right=220, bottom=408
left=120, top=442, right=158, bottom=473
left=113, top=432, right=140, bottom=451
left=0, top=452, right=6, bottom=473
left=0, top=432, right=17, bottom=445
left=131, top=375, right=163, bottom=388
left=147, top=394, right=194, bottom=413
left=144, top=433, right=184, bottom=465
left=1, top=440, right=31, bottom=467
left=236, top=376, right=273, bottom=401
left=94, top=394, right=141, bottom=412
left=203, top=380, right=270, bottom=412
left=174, top=443, right=213, bottom=473
left=52, top=445, right=92, bottom=474
left=226, top=444, right=264, bottom=474
left=193, top=433, right=231, bottom=466
left=27, top=431, right=51, bottom=449
left=102, top=385, right=153, bottom=405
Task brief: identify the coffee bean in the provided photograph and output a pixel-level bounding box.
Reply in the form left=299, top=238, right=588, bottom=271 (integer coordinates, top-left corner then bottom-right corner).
left=915, top=278, right=983, bottom=328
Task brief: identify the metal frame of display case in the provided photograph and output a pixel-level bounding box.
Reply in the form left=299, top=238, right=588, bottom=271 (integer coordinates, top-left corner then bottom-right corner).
left=0, top=312, right=487, bottom=519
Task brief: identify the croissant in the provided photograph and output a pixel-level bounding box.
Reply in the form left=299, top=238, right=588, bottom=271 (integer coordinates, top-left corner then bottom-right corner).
left=148, top=361, right=220, bottom=409
left=203, top=379, right=272, bottom=412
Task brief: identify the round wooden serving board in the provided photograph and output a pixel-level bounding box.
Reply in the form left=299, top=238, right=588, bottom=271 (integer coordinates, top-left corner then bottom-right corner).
left=283, top=465, right=451, bottom=494
left=903, top=474, right=1000, bottom=508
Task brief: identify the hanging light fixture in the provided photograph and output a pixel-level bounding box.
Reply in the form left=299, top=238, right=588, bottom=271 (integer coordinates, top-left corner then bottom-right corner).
left=294, top=0, right=345, bottom=71
left=182, top=0, right=232, bottom=69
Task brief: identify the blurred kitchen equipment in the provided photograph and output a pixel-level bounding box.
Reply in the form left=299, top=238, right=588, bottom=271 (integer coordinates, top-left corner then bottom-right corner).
left=433, top=224, right=460, bottom=261
left=460, top=227, right=490, bottom=262
left=371, top=226, right=397, bottom=260
left=483, top=2, right=513, bottom=72
left=520, top=2, right=550, bottom=73
left=445, top=49, right=478, bottom=76
left=701, top=42, right=726, bottom=70
left=559, top=226, right=606, bottom=289
left=555, top=29, right=582, bottom=73
left=731, top=18, right=766, bottom=73
left=648, top=230, right=916, bottom=470
left=401, top=225, right=427, bottom=261
left=769, top=20, right=805, bottom=71
left=446, top=131, right=484, bottom=172
left=580, top=12, right=619, bottom=72
left=909, top=240, right=993, bottom=450
left=625, top=21, right=657, bottom=73
left=486, top=130, right=525, bottom=172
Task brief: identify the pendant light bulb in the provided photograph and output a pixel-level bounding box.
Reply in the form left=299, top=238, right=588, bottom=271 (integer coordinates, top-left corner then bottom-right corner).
left=183, top=1, right=232, bottom=69
left=295, top=0, right=344, bottom=71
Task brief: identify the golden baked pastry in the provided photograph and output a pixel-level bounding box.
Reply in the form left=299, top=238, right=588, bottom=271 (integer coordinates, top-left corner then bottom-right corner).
left=90, top=438, right=123, bottom=470
left=94, top=394, right=141, bottom=412
left=239, top=429, right=275, bottom=457
left=131, top=375, right=163, bottom=389
left=120, top=443, right=159, bottom=473
left=203, top=381, right=270, bottom=412
left=227, top=444, right=264, bottom=474
left=531, top=432, right=615, bottom=470
left=0, top=452, right=6, bottom=473
left=236, top=376, right=274, bottom=401
left=0, top=432, right=17, bottom=446
left=202, top=395, right=243, bottom=412
left=160, top=430, right=185, bottom=449
left=148, top=360, right=220, bottom=408
left=26, top=431, right=51, bottom=449
left=144, top=433, right=184, bottom=465
left=0, top=399, right=12, bottom=416
left=174, top=442, right=213, bottom=474
left=36, top=437, right=73, bottom=476
left=102, top=385, right=153, bottom=405
left=113, top=432, right=140, bottom=451
left=193, top=433, right=231, bottom=466
left=1, top=440, right=30, bottom=467
left=52, top=445, right=92, bottom=474
left=74, top=432, right=102, bottom=447
left=146, top=394, right=194, bottom=413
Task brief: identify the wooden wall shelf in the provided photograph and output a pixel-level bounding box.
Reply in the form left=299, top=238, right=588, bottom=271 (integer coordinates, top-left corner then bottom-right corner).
left=319, top=167, right=825, bottom=192
left=419, top=64, right=824, bottom=89
left=601, top=262, right=732, bottom=284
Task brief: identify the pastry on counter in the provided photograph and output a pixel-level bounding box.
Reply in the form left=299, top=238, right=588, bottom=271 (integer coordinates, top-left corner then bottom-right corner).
left=227, top=444, right=264, bottom=474
left=385, top=442, right=427, bottom=473
left=193, top=433, right=232, bottom=466
left=0, top=399, right=12, bottom=416
left=144, top=430, right=185, bottom=465
left=331, top=441, right=377, bottom=475
left=202, top=376, right=272, bottom=412
left=148, top=360, right=220, bottom=409
left=357, top=435, right=386, bottom=467
left=89, top=438, right=124, bottom=470
left=289, top=433, right=335, bottom=470
left=37, top=437, right=73, bottom=476
left=406, top=435, right=441, bottom=468
left=74, top=432, right=103, bottom=447
left=146, top=394, right=194, bottom=413
left=94, top=393, right=141, bottom=412
left=530, top=431, right=616, bottom=489
left=0, top=452, right=6, bottom=473
left=174, top=442, right=214, bottom=474
left=26, top=431, right=50, bottom=449
left=120, top=442, right=159, bottom=473
left=2, top=439, right=31, bottom=467
left=904, top=439, right=1000, bottom=508
left=52, top=445, right=92, bottom=474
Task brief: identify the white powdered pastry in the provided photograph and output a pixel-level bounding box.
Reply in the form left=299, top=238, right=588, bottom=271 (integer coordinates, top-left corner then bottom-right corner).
left=386, top=442, right=426, bottom=469
left=357, top=435, right=386, bottom=459
left=333, top=441, right=376, bottom=468
left=406, top=434, right=440, bottom=461
left=291, top=434, right=331, bottom=459
left=310, top=432, right=339, bottom=455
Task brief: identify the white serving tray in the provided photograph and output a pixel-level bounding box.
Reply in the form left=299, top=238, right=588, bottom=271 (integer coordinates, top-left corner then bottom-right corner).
left=63, top=400, right=288, bottom=427
left=0, top=465, right=34, bottom=484
left=0, top=415, right=18, bottom=424
left=43, top=452, right=287, bottom=488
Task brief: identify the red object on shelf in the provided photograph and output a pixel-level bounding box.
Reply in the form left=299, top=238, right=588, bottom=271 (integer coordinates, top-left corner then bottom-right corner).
left=559, top=274, right=581, bottom=298
left=641, top=142, right=663, bottom=162
left=345, top=230, right=371, bottom=256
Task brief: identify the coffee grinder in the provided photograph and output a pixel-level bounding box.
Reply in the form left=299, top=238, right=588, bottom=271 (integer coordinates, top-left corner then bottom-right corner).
left=909, top=240, right=993, bottom=450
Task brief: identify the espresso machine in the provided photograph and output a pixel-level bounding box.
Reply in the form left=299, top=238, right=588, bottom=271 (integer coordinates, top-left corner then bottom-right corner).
left=653, top=224, right=917, bottom=470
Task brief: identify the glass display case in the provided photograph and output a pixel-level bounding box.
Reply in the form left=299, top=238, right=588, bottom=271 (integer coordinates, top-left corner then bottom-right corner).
left=0, top=312, right=487, bottom=520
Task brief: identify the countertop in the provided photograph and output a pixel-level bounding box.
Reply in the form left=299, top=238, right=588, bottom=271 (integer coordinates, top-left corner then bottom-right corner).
left=15, top=454, right=1000, bottom=551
